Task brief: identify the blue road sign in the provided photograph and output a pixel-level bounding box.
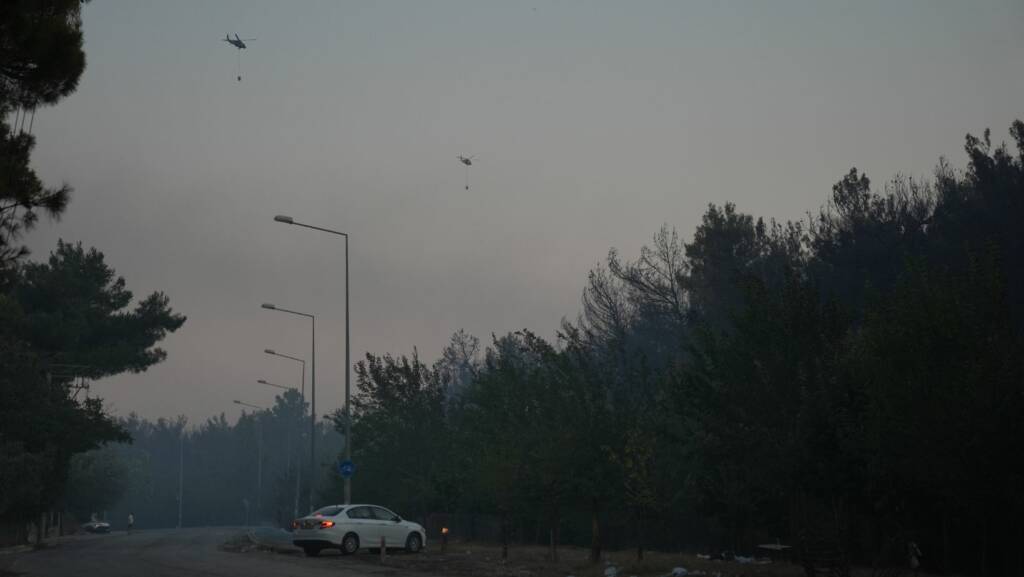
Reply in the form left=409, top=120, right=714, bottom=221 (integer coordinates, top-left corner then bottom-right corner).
left=338, top=459, right=356, bottom=479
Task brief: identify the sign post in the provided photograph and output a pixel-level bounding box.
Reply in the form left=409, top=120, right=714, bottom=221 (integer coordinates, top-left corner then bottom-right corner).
left=338, top=459, right=356, bottom=479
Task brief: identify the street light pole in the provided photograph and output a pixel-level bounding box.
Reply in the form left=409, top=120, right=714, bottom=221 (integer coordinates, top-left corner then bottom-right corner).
left=255, top=378, right=305, bottom=518
left=273, top=215, right=352, bottom=505
left=234, top=400, right=265, bottom=523
left=177, top=430, right=184, bottom=529
left=261, top=304, right=317, bottom=509
left=344, top=225, right=350, bottom=506
left=264, top=349, right=306, bottom=516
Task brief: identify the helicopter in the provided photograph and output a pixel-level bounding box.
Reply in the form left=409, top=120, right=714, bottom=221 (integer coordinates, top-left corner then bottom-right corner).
left=222, top=33, right=255, bottom=50
left=458, top=155, right=476, bottom=190
left=222, top=34, right=256, bottom=81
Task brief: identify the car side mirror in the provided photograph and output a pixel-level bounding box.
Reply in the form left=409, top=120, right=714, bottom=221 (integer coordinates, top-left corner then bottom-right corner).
left=392, top=516, right=401, bottom=523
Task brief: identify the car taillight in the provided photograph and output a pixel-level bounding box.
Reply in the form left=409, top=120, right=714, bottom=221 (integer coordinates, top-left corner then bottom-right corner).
left=319, top=520, right=335, bottom=529
left=291, top=521, right=299, bottom=530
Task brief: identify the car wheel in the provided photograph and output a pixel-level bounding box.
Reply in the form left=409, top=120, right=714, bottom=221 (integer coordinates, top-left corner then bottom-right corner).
left=405, top=533, right=422, bottom=553
left=341, top=533, right=360, bottom=555
left=303, top=546, right=321, bottom=557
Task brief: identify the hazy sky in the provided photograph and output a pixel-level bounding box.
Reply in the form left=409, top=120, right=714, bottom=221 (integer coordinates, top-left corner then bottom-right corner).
left=26, top=0, right=1024, bottom=424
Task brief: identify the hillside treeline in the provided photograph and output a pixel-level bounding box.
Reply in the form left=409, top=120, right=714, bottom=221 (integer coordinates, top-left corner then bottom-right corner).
left=325, top=122, right=1023, bottom=576
left=82, top=395, right=343, bottom=531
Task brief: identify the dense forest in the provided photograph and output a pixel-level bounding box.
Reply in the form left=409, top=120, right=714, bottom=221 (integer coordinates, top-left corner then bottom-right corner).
left=11, top=121, right=1024, bottom=577
left=315, top=122, right=1022, bottom=576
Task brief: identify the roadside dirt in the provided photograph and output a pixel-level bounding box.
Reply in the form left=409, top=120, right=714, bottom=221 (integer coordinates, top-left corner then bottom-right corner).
left=225, top=535, right=931, bottom=577
left=306, top=542, right=804, bottom=577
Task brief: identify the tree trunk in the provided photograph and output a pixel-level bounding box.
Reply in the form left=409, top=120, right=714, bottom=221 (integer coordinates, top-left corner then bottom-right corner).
left=981, top=515, right=989, bottom=577
left=728, top=501, right=738, bottom=553
left=942, top=509, right=950, bottom=573
left=637, top=509, right=644, bottom=561
left=789, top=492, right=799, bottom=550
left=1018, top=524, right=1023, bottom=577
left=590, top=502, right=602, bottom=564
left=501, top=511, right=509, bottom=561
left=549, top=518, right=560, bottom=563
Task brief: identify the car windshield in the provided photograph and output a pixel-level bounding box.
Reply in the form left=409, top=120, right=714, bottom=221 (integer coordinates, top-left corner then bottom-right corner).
left=310, top=506, right=344, bottom=517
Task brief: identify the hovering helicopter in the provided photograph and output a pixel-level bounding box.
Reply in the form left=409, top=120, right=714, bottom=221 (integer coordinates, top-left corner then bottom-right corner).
left=222, top=33, right=255, bottom=50
left=222, top=34, right=256, bottom=81
left=457, top=155, right=476, bottom=190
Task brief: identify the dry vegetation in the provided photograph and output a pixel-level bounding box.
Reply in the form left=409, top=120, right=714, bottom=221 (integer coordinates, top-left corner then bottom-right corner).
left=344, top=542, right=805, bottom=577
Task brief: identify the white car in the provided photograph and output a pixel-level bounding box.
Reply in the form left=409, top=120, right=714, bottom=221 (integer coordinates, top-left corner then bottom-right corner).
left=292, top=504, right=426, bottom=557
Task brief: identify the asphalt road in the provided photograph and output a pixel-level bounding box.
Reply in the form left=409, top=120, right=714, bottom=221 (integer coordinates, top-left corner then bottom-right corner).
left=8, top=527, right=403, bottom=577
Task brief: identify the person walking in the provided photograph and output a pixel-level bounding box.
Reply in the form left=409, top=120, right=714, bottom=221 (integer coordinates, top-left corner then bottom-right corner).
left=127, top=512, right=135, bottom=534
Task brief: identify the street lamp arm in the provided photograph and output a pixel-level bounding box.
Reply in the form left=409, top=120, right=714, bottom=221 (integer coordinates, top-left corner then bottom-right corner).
left=288, top=220, right=349, bottom=238
left=276, top=307, right=314, bottom=319
left=267, top=350, right=305, bottom=364
left=260, top=303, right=314, bottom=319
left=258, top=379, right=295, bottom=391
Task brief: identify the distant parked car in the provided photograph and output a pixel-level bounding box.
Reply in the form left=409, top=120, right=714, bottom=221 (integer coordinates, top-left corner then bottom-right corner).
left=292, top=504, right=425, bottom=557
left=81, top=521, right=111, bottom=534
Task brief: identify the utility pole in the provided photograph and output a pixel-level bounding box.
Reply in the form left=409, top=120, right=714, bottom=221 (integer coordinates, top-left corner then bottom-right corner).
left=294, top=401, right=303, bottom=518
left=234, top=400, right=266, bottom=524
left=177, top=430, right=183, bottom=529
left=256, top=416, right=263, bottom=515
left=310, top=316, right=316, bottom=509
left=263, top=349, right=306, bottom=516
